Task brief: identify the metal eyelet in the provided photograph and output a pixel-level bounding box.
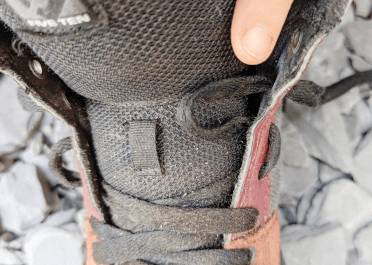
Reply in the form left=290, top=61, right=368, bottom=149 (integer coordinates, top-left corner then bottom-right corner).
left=29, top=59, right=45, bottom=79
left=291, top=26, right=303, bottom=54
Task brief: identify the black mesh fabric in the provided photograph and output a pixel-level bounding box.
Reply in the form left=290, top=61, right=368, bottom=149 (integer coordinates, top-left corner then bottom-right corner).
left=0, top=0, right=251, bottom=106
left=86, top=96, right=248, bottom=200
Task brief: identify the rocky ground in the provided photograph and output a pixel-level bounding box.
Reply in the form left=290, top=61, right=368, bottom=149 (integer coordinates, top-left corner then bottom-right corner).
left=0, top=2, right=372, bottom=265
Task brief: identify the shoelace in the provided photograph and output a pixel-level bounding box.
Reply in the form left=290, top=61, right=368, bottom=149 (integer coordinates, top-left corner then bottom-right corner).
left=49, top=71, right=372, bottom=265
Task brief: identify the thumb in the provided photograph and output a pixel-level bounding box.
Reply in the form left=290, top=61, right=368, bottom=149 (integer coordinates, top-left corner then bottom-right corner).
left=231, top=0, right=294, bottom=65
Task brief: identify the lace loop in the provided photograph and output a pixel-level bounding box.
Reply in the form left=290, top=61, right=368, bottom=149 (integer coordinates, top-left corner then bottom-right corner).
left=176, top=76, right=272, bottom=140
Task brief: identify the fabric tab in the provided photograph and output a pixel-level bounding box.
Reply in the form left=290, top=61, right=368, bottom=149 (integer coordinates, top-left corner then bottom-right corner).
left=129, top=121, right=162, bottom=176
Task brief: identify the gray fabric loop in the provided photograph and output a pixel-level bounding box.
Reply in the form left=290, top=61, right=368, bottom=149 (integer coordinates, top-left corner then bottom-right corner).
left=48, top=137, right=82, bottom=188
left=176, top=76, right=272, bottom=140
left=286, top=80, right=324, bottom=107
left=129, top=120, right=162, bottom=176
left=103, top=182, right=259, bottom=234
left=258, top=123, right=281, bottom=180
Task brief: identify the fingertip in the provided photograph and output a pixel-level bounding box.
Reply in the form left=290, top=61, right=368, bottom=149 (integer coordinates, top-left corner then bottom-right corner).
left=231, top=0, right=294, bottom=65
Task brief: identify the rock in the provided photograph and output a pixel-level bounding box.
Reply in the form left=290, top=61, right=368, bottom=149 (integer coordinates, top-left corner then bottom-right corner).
left=75, top=208, right=86, bottom=236
left=280, top=157, right=319, bottom=196
left=350, top=54, right=372, bottom=72
left=354, top=222, right=372, bottom=263
left=0, top=162, right=59, bottom=234
left=342, top=113, right=362, bottom=151
left=296, top=181, right=323, bottom=224
left=348, top=248, right=372, bottom=265
left=309, top=101, right=354, bottom=170
left=19, top=134, right=57, bottom=186
left=0, top=76, right=32, bottom=154
left=51, top=119, right=71, bottom=144
left=23, top=226, right=84, bottom=265
left=54, top=187, right=84, bottom=210
left=308, top=179, right=372, bottom=249
left=359, top=83, right=372, bottom=99
left=351, top=99, right=372, bottom=133
left=353, top=130, right=372, bottom=195
left=319, top=162, right=347, bottom=183
left=281, top=223, right=346, bottom=265
left=63, top=149, right=79, bottom=173
left=285, top=100, right=353, bottom=173
left=343, top=21, right=372, bottom=63
left=301, top=32, right=351, bottom=87
left=339, top=65, right=356, bottom=80
left=0, top=248, right=23, bottom=265
left=368, top=96, right=372, bottom=109
left=354, top=0, right=372, bottom=18
left=42, top=209, right=77, bottom=228
left=281, top=136, right=308, bottom=168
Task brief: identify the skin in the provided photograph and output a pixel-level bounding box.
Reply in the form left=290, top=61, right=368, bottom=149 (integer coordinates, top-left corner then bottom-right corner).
left=231, top=0, right=294, bottom=65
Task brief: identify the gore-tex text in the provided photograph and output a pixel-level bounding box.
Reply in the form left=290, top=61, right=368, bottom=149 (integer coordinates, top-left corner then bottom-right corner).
left=27, top=14, right=91, bottom=28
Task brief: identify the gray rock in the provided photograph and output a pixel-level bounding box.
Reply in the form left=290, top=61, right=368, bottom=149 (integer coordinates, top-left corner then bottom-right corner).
left=348, top=248, right=372, bottom=265
left=309, top=179, right=372, bottom=249
left=281, top=223, right=346, bottom=265
left=75, top=209, right=86, bottom=236
left=368, top=96, right=372, bottom=109
left=280, top=157, right=319, bottom=196
left=343, top=21, right=372, bottom=63
left=309, top=101, right=354, bottom=171
left=51, top=119, right=71, bottom=144
left=350, top=54, right=372, bottom=72
left=354, top=0, right=372, bottom=18
left=285, top=100, right=353, bottom=173
left=281, top=136, right=308, bottom=168
left=23, top=226, right=84, bottom=265
left=42, top=209, right=77, bottom=228
left=0, top=248, right=23, bottom=265
left=319, top=162, right=347, bottom=183
left=296, top=181, right=323, bottom=224
left=351, top=100, right=372, bottom=134
left=19, top=134, right=57, bottom=186
left=0, top=76, right=32, bottom=154
left=0, top=162, right=59, bottom=234
left=342, top=113, right=362, bottom=151
left=354, top=222, right=372, bottom=263
left=63, top=149, right=79, bottom=173
left=353, top=130, right=372, bottom=195
left=359, top=83, right=372, bottom=99
left=301, top=32, right=351, bottom=87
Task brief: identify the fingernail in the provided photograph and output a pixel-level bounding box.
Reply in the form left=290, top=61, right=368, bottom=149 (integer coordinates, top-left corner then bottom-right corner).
left=242, top=24, right=272, bottom=60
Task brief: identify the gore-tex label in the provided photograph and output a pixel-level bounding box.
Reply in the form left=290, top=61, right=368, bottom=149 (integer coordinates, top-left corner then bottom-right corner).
left=26, top=13, right=91, bottom=27
left=4, top=0, right=107, bottom=35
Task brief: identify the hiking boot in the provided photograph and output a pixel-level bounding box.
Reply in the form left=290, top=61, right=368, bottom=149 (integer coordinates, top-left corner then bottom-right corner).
left=0, top=0, right=365, bottom=264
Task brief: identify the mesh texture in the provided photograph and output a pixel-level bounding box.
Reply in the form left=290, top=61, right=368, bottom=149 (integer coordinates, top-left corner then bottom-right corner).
left=0, top=0, right=251, bottom=106
left=86, top=96, right=248, bottom=200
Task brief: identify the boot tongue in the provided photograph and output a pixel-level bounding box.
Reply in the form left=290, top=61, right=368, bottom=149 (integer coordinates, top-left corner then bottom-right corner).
left=86, top=95, right=249, bottom=204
